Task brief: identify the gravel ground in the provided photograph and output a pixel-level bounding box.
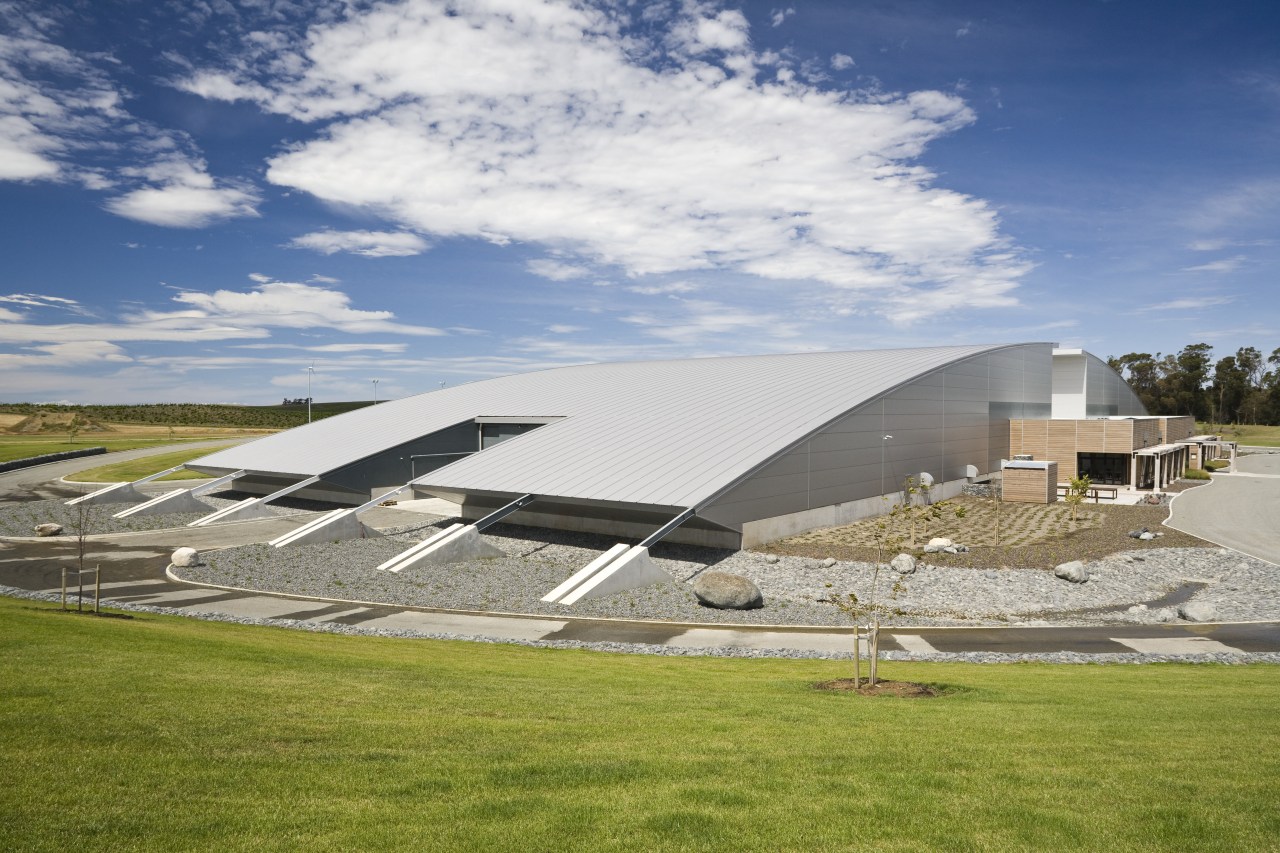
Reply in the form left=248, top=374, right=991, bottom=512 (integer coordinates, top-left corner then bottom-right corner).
left=0, top=491, right=320, bottom=537
left=175, top=513, right=1280, bottom=628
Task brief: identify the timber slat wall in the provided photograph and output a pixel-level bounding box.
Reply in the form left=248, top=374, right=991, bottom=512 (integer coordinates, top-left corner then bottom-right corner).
left=1002, top=463, right=1057, bottom=503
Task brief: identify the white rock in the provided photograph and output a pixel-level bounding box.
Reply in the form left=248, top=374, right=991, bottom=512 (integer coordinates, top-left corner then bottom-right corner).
left=171, top=547, right=200, bottom=568
left=1139, top=532, right=1156, bottom=541
left=33, top=523, right=63, bottom=537
left=763, top=554, right=780, bottom=564
left=1178, top=601, right=1218, bottom=623
left=821, top=557, right=837, bottom=567
left=890, top=553, right=917, bottom=575
left=1054, top=560, right=1089, bottom=583
left=924, top=537, right=954, bottom=553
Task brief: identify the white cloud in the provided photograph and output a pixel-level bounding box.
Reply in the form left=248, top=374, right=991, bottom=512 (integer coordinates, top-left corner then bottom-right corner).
left=770, top=7, right=795, bottom=27
left=289, top=229, right=429, bottom=257
left=627, top=281, right=698, bottom=295
left=144, top=280, right=446, bottom=336
left=1181, top=255, right=1246, bottom=273
left=181, top=0, right=1025, bottom=324
left=231, top=342, right=408, bottom=353
left=546, top=324, right=585, bottom=333
left=956, top=22, right=973, bottom=37
left=105, top=155, right=259, bottom=227
left=830, top=53, right=854, bottom=70
left=1143, top=296, right=1235, bottom=312
left=526, top=259, right=591, bottom=281
left=622, top=297, right=798, bottom=344
left=0, top=340, right=131, bottom=367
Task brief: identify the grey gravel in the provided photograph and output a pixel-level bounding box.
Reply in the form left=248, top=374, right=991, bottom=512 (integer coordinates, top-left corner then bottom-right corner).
left=0, top=491, right=317, bottom=537
left=173, top=514, right=1280, bottom=628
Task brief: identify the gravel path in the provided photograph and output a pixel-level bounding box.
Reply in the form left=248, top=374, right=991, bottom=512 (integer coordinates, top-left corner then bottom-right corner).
left=175, top=515, right=1280, bottom=628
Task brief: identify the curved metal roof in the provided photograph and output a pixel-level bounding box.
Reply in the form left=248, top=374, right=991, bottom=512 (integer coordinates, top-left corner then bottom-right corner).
left=191, top=344, right=1015, bottom=509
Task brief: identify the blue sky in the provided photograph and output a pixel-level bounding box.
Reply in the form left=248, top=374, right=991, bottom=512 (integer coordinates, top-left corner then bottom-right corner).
left=1, top=0, right=1277, bottom=404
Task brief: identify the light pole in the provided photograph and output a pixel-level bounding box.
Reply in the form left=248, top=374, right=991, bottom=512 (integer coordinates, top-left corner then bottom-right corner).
left=372, top=378, right=379, bottom=404
left=306, top=363, right=315, bottom=423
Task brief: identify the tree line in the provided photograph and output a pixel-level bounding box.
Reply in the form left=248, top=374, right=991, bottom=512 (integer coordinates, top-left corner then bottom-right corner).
left=1107, top=344, right=1280, bottom=425
left=0, top=401, right=370, bottom=430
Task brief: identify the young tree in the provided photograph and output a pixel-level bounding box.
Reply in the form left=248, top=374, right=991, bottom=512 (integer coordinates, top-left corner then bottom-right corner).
left=830, top=517, right=906, bottom=688
left=897, top=476, right=966, bottom=548
left=1064, top=474, right=1092, bottom=522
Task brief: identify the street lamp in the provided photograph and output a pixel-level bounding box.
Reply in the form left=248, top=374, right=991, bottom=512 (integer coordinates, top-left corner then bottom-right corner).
left=372, top=378, right=380, bottom=404
left=306, top=363, right=315, bottom=423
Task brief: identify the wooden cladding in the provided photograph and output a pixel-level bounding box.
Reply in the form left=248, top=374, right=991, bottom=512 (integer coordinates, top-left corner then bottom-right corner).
left=1002, top=463, right=1058, bottom=504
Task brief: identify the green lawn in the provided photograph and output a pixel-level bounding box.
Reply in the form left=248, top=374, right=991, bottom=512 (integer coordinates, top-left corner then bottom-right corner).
left=1198, top=423, right=1280, bottom=447
left=1, top=598, right=1276, bottom=852
left=68, top=445, right=234, bottom=483
left=0, top=437, right=217, bottom=466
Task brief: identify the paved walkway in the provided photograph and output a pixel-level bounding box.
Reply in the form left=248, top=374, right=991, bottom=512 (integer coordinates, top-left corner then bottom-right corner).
left=1166, top=450, right=1280, bottom=566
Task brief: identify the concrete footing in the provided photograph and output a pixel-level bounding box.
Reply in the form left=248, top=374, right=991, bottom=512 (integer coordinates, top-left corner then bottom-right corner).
left=113, top=489, right=212, bottom=518
left=542, top=544, right=674, bottom=605
left=377, top=525, right=504, bottom=572
left=66, top=481, right=151, bottom=506
left=268, top=509, right=382, bottom=547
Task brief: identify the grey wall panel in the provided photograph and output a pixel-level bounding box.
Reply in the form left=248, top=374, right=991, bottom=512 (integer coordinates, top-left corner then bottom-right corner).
left=325, top=420, right=477, bottom=492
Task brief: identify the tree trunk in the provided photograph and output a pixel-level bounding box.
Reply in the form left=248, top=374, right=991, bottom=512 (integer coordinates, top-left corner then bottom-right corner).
left=868, top=621, right=880, bottom=686
left=852, top=624, right=861, bottom=689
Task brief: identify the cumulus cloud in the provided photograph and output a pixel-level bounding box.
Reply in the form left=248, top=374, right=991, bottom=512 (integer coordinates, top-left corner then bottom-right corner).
left=0, top=5, right=258, bottom=226
left=830, top=53, right=854, bottom=70
left=770, top=8, right=795, bottom=27
left=289, top=229, right=429, bottom=257
left=178, top=0, right=1026, bottom=322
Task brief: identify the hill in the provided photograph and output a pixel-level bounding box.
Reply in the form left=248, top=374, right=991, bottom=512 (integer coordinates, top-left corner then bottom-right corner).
left=0, top=401, right=374, bottom=431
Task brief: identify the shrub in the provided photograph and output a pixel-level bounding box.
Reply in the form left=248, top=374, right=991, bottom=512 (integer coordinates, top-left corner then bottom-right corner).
left=1182, top=467, right=1211, bottom=480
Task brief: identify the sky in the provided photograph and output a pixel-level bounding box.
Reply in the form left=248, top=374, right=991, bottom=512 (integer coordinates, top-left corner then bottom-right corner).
left=1, top=0, right=1277, bottom=405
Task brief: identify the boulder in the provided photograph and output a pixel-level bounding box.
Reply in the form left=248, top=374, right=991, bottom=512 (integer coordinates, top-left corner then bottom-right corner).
left=890, top=553, right=917, bottom=575
left=1138, top=532, right=1156, bottom=541
left=171, top=547, right=200, bottom=568
left=33, top=523, right=63, bottom=537
left=1054, top=560, right=1089, bottom=583
left=763, top=554, right=780, bottom=564
left=1127, top=528, right=1147, bottom=539
left=692, top=571, right=764, bottom=610
left=821, top=557, right=837, bottom=567
left=1178, top=601, right=1218, bottom=623
left=923, top=537, right=954, bottom=553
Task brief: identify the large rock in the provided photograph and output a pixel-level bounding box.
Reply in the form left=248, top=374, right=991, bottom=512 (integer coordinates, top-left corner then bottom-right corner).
left=33, top=523, right=63, bottom=537
left=1054, top=560, right=1089, bottom=583
left=171, top=547, right=200, bottom=568
left=923, top=537, right=954, bottom=554
left=891, top=553, right=917, bottom=575
left=1179, top=601, right=1218, bottom=623
left=692, top=571, right=763, bottom=610
left=1138, top=532, right=1156, bottom=541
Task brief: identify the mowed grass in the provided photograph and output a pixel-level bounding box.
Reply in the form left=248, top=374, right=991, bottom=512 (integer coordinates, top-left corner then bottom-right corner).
left=68, top=444, right=236, bottom=482
left=1198, top=422, right=1280, bottom=447
left=1, top=599, right=1277, bottom=852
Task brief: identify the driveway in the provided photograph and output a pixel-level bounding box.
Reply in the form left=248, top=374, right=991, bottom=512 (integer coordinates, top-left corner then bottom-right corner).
left=1165, top=448, right=1280, bottom=566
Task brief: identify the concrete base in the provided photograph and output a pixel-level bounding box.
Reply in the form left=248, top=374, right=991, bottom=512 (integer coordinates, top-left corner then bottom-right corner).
left=113, top=489, right=212, bottom=518
left=268, top=509, right=382, bottom=547
left=378, top=525, right=504, bottom=573
left=189, top=497, right=277, bottom=527
left=450, top=500, right=741, bottom=549
left=739, top=478, right=967, bottom=548
left=66, top=481, right=151, bottom=506
left=545, top=545, right=675, bottom=605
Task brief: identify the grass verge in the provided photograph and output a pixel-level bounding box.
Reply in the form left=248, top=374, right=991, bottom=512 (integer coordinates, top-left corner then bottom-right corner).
left=66, top=445, right=235, bottom=483
left=1, top=597, right=1277, bottom=851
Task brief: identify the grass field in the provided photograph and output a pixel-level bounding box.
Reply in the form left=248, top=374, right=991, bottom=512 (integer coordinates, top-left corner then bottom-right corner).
left=1198, top=422, right=1280, bottom=447
left=67, top=444, right=237, bottom=483
left=1, top=597, right=1276, bottom=852
left=0, top=418, right=269, bottom=467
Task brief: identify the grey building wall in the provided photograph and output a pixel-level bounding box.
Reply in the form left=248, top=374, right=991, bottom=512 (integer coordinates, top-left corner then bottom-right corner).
left=324, top=420, right=478, bottom=492
left=699, top=343, right=1052, bottom=530
left=1084, top=352, right=1148, bottom=417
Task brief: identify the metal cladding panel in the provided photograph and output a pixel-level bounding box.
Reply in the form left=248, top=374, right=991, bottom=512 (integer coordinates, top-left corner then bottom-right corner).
left=194, top=345, right=1029, bottom=506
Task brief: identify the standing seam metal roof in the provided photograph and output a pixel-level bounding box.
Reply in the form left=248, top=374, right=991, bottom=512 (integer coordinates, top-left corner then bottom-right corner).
left=190, top=344, right=1016, bottom=509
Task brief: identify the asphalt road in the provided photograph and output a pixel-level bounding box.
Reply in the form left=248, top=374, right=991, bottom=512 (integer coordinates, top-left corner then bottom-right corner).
left=1166, top=449, right=1280, bottom=566
left=3, top=440, right=1279, bottom=657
